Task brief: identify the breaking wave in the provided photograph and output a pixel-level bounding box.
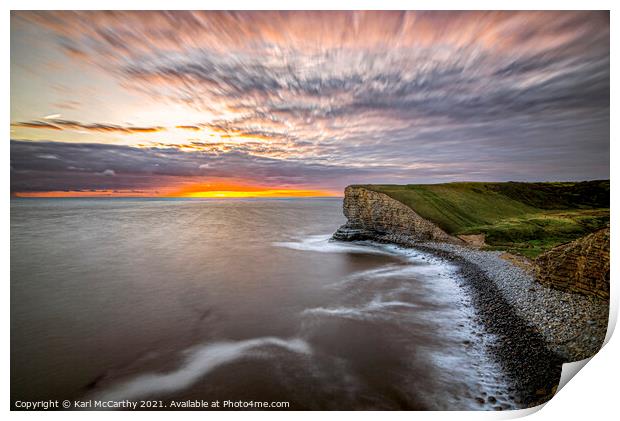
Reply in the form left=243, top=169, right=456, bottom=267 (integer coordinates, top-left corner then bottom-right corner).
left=302, top=299, right=418, bottom=321
left=94, top=337, right=311, bottom=402
left=273, top=234, right=393, bottom=255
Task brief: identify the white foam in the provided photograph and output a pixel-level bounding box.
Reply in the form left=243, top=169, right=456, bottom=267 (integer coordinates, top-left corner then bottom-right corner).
left=274, top=235, right=512, bottom=408
left=302, top=299, right=418, bottom=321
left=326, top=265, right=410, bottom=289
left=94, top=337, right=311, bottom=402
left=328, top=253, right=455, bottom=293
left=275, top=236, right=456, bottom=280
left=273, top=234, right=393, bottom=255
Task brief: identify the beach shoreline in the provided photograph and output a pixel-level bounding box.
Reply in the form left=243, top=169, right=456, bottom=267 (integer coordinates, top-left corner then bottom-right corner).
left=332, top=231, right=608, bottom=408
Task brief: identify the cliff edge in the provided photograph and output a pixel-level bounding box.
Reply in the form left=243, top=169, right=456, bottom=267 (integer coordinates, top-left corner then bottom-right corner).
left=333, top=183, right=610, bottom=300
left=333, top=186, right=463, bottom=245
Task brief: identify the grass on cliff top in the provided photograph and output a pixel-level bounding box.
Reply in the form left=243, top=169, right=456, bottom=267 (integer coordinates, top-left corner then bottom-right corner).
left=358, top=181, right=609, bottom=258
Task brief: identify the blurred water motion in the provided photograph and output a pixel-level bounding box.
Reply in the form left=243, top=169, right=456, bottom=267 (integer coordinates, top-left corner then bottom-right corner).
left=12, top=198, right=510, bottom=409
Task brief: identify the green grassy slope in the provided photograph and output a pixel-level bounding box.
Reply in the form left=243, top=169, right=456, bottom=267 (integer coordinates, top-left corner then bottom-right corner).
left=359, top=181, right=609, bottom=258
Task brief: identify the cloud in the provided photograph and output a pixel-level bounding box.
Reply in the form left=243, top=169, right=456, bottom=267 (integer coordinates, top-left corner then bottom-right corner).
left=13, top=11, right=608, bottom=61
left=175, top=125, right=201, bottom=131
left=10, top=137, right=609, bottom=195
left=88, top=12, right=607, bottom=165
left=52, top=100, right=81, bottom=110
left=10, top=11, right=609, bottom=192
left=16, top=121, right=63, bottom=130
left=10, top=139, right=426, bottom=194
left=35, top=154, right=59, bottom=160
left=12, top=119, right=166, bottom=134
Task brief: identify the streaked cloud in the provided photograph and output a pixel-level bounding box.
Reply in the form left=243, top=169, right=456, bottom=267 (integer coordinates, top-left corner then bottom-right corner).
left=175, top=125, right=201, bottom=131
left=10, top=11, right=609, bottom=195
left=12, top=119, right=165, bottom=134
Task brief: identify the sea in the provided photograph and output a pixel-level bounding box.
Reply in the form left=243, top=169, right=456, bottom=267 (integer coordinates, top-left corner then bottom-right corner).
left=10, top=198, right=514, bottom=410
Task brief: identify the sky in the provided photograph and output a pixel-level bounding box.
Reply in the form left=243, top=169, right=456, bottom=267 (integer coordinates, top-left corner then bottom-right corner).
left=10, top=11, right=609, bottom=197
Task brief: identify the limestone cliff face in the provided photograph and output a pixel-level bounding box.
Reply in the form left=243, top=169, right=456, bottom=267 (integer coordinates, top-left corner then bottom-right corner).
left=535, top=227, right=610, bottom=299
left=333, top=186, right=462, bottom=245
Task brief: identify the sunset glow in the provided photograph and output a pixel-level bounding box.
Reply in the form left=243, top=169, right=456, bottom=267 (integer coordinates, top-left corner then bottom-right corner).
left=180, top=190, right=338, bottom=198
left=13, top=185, right=339, bottom=198
left=167, top=182, right=338, bottom=198
left=10, top=11, right=609, bottom=196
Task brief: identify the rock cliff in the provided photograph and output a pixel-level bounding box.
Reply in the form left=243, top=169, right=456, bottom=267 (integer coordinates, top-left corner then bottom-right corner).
left=333, top=186, right=462, bottom=245
left=535, top=227, right=610, bottom=299
left=334, top=185, right=610, bottom=300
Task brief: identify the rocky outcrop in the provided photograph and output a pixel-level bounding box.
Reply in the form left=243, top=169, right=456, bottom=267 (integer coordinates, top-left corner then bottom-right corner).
left=458, top=234, right=487, bottom=247
left=333, top=186, right=462, bottom=245
left=333, top=185, right=610, bottom=301
left=535, top=227, right=610, bottom=299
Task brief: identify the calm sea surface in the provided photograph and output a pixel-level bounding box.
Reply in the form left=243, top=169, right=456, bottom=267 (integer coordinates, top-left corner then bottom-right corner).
left=11, top=198, right=511, bottom=410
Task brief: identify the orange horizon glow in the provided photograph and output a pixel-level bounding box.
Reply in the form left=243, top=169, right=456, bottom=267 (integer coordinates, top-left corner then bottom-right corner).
left=165, top=182, right=340, bottom=198
left=179, top=189, right=338, bottom=198
left=13, top=184, right=341, bottom=198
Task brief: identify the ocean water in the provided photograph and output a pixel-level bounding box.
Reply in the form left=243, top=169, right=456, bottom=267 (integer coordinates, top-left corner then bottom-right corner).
left=11, top=198, right=512, bottom=410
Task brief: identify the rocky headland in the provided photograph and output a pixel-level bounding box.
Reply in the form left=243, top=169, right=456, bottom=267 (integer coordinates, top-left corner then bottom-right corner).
left=332, top=185, right=610, bottom=407
left=333, top=186, right=461, bottom=244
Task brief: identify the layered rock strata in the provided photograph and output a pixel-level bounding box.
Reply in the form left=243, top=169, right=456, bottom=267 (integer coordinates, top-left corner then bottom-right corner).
left=535, top=227, right=610, bottom=299
left=333, top=186, right=462, bottom=245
